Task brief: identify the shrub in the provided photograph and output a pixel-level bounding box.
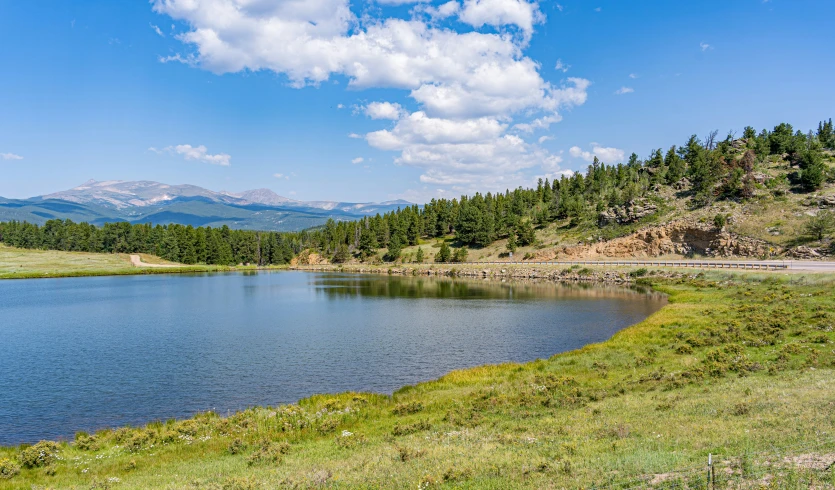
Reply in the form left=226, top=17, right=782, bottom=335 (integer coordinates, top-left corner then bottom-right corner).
left=73, top=433, right=100, bottom=451
left=247, top=441, right=290, bottom=466
left=0, top=458, right=21, bottom=480
left=629, top=267, right=649, bottom=278
left=713, top=214, right=727, bottom=229
left=392, top=401, right=423, bottom=416
left=318, top=418, right=339, bottom=434
left=732, top=402, right=751, bottom=416
left=19, top=441, right=60, bottom=468
left=577, top=267, right=592, bottom=276
left=392, top=420, right=432, bottom=436
left=335, top=430, right=366, bottom=449
left=228, top=438, right=246, bottom=455
left=395, top=445, right=425, bottom=462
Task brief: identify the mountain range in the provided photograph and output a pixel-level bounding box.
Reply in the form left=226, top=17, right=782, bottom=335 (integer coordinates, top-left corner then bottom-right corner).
left=0, top=180, right=413, bottom=231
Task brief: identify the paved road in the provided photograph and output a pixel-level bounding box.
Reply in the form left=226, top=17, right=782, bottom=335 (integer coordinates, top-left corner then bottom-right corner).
left=462, top=259, right=835, bottom=272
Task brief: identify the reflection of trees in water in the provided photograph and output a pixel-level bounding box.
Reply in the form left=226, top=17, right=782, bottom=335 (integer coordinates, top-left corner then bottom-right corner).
left=312, top=274, right=665, bottom=302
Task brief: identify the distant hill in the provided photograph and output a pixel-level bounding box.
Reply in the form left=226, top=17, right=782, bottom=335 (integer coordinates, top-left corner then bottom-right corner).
left=0, top=180, right=414, bottom=231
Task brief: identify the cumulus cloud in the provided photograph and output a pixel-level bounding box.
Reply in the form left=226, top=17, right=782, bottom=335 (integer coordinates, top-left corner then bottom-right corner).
left=366, top=111, right=563, bottom=189
left=365, top=102, right=404, bottom=120
left=1, top=153, right=23, bottom=160
left=554, top=58, right=569, bottom=72
left=351, top=157, right=364, bottom=164
left=538, top=135, right=553, bottom=143
left=150, top=23, right=164, bottom=36
left=569, top=144, right=624, bottom=164
left=152, top=145, right=231, bottom=166
left=628, top=73, right=638, bottom=79
left=152, top=0, right=585, bottom=192
left=614, top=86, right=634, bottom=95
left=458, top=0, right=544, bottom=36
left=416, top=1, right=461, bottom=20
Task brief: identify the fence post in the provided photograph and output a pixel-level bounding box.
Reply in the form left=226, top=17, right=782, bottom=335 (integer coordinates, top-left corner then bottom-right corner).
left=707, top=453, right=713, bottom=489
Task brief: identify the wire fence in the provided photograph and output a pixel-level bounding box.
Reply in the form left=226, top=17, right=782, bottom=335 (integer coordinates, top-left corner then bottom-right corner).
left=589, top=436, right=835, bottom=489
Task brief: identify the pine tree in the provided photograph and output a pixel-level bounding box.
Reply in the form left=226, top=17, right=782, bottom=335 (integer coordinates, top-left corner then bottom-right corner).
left=435, top=241, right=451, bottom=263
left=415, top=247, right=425, bottom=263
left=506, top=231, right=517, bottom=253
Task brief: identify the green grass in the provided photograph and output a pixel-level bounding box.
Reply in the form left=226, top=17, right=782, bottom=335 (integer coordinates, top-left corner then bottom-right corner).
left=2, top=270, right=835, bottom=488
left=0, top=245, right=278, bottom=279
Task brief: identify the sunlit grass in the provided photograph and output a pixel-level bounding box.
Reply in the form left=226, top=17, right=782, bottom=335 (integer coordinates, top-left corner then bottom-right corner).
left=2, top=271, right=835, bottom=489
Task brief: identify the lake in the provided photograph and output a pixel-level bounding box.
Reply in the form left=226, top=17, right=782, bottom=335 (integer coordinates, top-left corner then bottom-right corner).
left=0, top=271, right=666, bottom=445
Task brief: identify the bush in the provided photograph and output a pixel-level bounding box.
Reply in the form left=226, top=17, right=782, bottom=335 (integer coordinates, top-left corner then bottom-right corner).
left=713, top=214, right=727, bottom=229
left=228, top=438, right=246, bottom=455
left=392, top=401, right=423, bottom=416
left=629, top=268, right=648, bottom=278
left=247, top=441, right=290, bottom=466
left=73, top=433, right=100, bottom=451
left=0, top=458, right=20, bottom=480
left=392, top=420, right=432, bottom=436
left=19, top=441, right=60, bottom=468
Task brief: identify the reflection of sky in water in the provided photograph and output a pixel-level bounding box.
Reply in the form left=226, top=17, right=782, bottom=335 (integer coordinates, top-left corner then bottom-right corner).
left=0, top=271, right=665, bottom=445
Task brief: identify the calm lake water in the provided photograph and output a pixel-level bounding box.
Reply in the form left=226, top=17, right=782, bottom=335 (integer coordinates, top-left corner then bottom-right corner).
left=0, top=271, right=665, bottom=445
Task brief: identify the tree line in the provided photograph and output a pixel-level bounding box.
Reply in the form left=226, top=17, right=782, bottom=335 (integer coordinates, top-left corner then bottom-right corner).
left=0, top=221, right=305, bottom=266
left=1, top=119, right=832, bottom=264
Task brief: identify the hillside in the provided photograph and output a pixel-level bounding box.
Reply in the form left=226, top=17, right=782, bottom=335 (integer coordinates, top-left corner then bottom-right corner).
left=2, top=121, right=834, bottom=269
left=0, top=180, right=413, bottom=232
left=297, top=121, right=835, bottom=266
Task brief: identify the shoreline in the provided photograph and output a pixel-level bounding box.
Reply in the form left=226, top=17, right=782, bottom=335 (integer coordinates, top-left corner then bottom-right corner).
left=1, top=270, right=834, bottom=488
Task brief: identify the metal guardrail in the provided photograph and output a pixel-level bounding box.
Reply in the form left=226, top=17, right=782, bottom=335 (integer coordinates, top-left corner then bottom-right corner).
left=451, top=260, right=791, bottom=270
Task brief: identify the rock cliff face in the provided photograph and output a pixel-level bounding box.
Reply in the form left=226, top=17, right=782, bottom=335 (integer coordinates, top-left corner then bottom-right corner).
left=598, top=199, right=658, bottom=226
left=536, top=221, right=780, bottom=260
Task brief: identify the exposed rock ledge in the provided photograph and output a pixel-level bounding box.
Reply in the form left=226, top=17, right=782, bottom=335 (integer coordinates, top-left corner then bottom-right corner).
left=536, top=220, right=780, bottom=260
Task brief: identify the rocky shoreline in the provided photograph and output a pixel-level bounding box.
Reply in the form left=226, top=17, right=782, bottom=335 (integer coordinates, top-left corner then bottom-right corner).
left=290, top=263, right=686, bottom=284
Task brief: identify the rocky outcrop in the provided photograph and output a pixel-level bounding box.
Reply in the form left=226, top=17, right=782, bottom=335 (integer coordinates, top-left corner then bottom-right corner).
left=787, top=246, right=824, bottom=259
left=535, top=221, right=779, bottom=260
left=819, top=196, right=835, bottom=207
left=290, top=250, right=330, bottom=266
left=598, top=199, right=658, bottom=226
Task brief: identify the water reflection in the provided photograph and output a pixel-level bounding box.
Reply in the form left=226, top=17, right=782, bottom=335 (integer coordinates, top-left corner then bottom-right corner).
left=0, top=271, right=665, bottom=445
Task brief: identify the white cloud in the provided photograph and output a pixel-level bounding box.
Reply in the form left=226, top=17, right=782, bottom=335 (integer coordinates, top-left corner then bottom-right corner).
left=273, top=173, right=290, bottom=179
left=538, top=135, right=553, bottom=144
left=614, top=86, right=634, bottom=95
left=365, top=102, right=404, bottom=120
left=1, top=153, right=23, bottom=160
left=555, top=4, right=563, bottom=12
left=337, top=103, right=344, bottom=109
left=700, top=42, right=712, bottom=51
left=152, top=0, right=585, bottom=192
left=569, top=144, right=624, bottom=164
left=366, top=111, right=565, bottom=189
left=156, top=144, right=231, bottom=166
left=554, top=58, right=569, bottom=73
left=458, top=0, right=544, bottom=36
left=351, top=157, right=364, bottom=164
left=348, top=133, right=363, bottom=139
left=594, top=7, right=601, bottom=12
left=150, top=23, right=164, bottom=37
left=416, top=1, right=461, bottom=20
left=628, top=73, right=637, bottom=79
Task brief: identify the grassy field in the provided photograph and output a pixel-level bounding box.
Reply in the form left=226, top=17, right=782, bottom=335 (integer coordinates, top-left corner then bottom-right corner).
left=0, top=245, right=253, bottom=279
left=1, top=269, right=834, bottom=489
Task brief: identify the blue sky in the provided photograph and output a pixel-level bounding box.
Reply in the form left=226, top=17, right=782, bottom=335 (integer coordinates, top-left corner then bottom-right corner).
left=1, top=0, right=833, bottom=203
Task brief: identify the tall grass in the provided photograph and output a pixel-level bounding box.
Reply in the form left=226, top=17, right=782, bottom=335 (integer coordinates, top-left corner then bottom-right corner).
left=1, top=272, right=834, bottom=489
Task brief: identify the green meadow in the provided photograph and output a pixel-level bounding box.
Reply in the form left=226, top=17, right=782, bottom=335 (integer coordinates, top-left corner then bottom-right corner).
left=2, top=270, right=835, bottom=489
